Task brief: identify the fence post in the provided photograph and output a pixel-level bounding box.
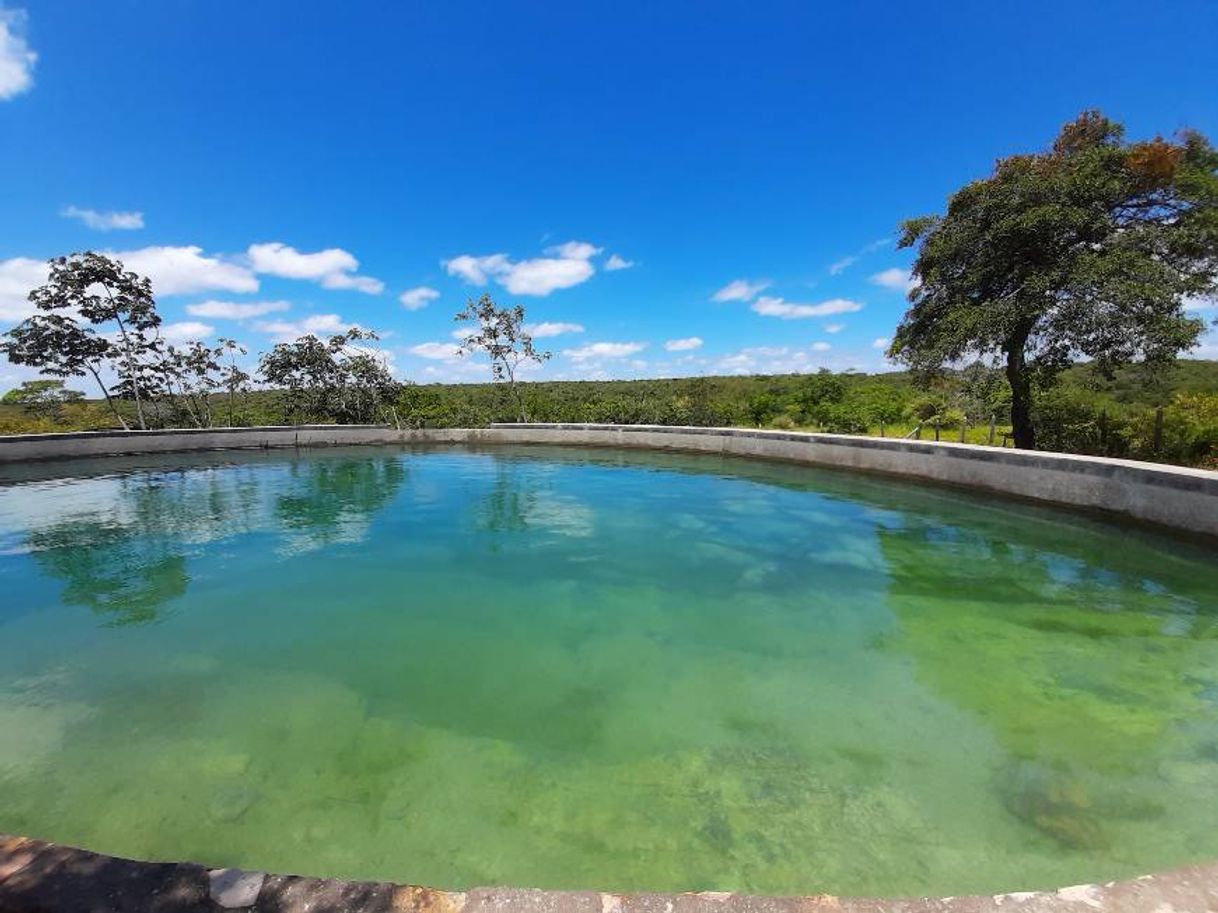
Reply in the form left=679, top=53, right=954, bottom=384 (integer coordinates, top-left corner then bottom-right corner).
left=959, top=420, right=966, bottom=443
left=933, top=418, right=940, bottom=442
left=1099, top=409, right=1108, bottom=453
left=987, top=413, right=996, bottom=446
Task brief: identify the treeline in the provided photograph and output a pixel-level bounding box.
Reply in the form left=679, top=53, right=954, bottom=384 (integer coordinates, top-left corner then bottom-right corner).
left=5, top=360, right=1218, bottom=469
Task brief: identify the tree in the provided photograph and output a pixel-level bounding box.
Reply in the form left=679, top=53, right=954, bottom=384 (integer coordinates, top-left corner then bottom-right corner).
left=1, top=252, right=163, bottom=430
left=454, top=294, right=551, bottom=422
left=1, top=379, right=84, bottom=423
left=858, top=384, right=907, bottom=437
left=891, top=112, right=1218, bottom=449
left=796, top=369, right=846, bottom=427
left=259, top=328, right=401, bottom=426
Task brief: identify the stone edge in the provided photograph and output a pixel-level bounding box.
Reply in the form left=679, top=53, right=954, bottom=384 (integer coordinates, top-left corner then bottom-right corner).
left=3, top=835, right=1218, bottom=913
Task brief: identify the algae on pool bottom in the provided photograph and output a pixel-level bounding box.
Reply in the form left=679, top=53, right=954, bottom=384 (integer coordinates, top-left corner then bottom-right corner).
left=1, top=445, right=1217, bottom=896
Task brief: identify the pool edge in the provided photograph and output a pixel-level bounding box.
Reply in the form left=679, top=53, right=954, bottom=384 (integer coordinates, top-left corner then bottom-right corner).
left=1, top=423, right=1215, bottom=539
left=3, top=834, right=1217, bottom=913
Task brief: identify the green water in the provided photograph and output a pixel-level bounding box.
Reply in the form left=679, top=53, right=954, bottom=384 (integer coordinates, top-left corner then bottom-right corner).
left=1, top=445, right=1217, bottom=897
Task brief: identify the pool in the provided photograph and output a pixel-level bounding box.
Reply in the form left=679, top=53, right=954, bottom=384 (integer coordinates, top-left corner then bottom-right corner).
left=1, top=444, right=1216, bottom=897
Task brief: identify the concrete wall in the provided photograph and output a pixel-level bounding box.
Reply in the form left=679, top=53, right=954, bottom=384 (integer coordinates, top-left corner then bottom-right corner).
left=1, top=423, right=1216, bottom=538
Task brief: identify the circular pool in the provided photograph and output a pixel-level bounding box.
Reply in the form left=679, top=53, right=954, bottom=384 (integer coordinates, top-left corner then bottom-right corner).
left=1, top=444, right=1216, bottom=897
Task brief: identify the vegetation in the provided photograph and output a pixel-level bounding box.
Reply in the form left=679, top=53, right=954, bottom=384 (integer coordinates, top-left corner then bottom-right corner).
left=892, top=111, right=1218, bottom=449
left=2, top=111, right=1217, bottom=468
left=454, top=293, right=551, bottom=422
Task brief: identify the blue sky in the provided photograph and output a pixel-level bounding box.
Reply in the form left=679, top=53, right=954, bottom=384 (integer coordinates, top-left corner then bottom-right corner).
left=2, top=0, right=1216, bottom=388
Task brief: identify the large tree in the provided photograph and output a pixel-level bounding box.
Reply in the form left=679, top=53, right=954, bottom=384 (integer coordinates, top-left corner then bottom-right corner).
left=1, top=252, right=162, bottom=430
left=890, top=112, right=1218, bottom=449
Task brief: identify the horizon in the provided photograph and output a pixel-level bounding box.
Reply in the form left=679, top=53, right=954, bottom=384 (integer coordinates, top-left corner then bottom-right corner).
left=2, top=0, right=1216, bottom=391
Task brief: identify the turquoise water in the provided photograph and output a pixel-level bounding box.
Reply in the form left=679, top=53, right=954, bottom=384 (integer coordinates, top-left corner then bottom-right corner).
left=1, top=445, right=1217, bottom=897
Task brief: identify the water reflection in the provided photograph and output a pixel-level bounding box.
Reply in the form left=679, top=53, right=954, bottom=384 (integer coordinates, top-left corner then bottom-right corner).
left=3, top=455, right=407, bottom=625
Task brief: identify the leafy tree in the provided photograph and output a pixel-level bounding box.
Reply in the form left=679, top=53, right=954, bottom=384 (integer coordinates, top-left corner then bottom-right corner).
left=858, top=384, right=907, bottom=437
left=1, top=252, right=164, bottom=430
left=746, top=392, right=782, bottom=428
left=154, top=338, right=248, bottom=428
left=796, top=369, right=846, bottom=427
left=259, top=328, right=400, bottom=425
left=891, top=112, right=1218, bottom=449
left=1, top=379, right=84, bottom=423
left=454, top=294, right=551, bottom=422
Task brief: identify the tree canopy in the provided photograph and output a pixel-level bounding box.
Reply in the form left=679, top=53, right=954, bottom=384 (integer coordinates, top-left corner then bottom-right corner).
left=891, top=111, right=1218, bottom=449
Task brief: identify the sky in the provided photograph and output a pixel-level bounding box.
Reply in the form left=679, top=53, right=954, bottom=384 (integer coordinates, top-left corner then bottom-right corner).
left=1, top=0, right=1216, bottom=390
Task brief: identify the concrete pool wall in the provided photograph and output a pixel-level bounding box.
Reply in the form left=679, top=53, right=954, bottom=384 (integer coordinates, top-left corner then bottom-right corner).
left=1, top=423, right=1215, bottom=537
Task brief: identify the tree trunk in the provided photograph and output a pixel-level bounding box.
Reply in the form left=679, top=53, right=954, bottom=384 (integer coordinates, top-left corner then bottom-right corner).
left=87, top=365, right=129, bottom=431
left=1004, top=328, right=1036, bottom=450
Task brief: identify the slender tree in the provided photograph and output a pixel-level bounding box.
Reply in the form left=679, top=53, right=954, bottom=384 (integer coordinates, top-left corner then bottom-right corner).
left=454, top=294, right=551, bottom=422
left=891, top=112, right=1218, bottom=449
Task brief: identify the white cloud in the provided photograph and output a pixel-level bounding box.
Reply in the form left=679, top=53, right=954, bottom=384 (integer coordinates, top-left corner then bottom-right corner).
left=811, top=341, right=831, bottom=352
left=664, top=336, right=703, bottom=352
left=186, top=299, right=290, bottom=319
left=828, top=256, right=856, bottom=276
left=751, top=296, right=864, bottom=319
left=162, top=321, right=214, bottom=343
left=0, top=8, right=35, bottom=100
left=409, top=341, right=463, bottom=360
left=564, top=341, right=647, bottom=360
left=444, top=240, right=600, bottom=297
left=0, top=256, right=48, bottom=321
left=399, top=286, right=440, bottom=310
left=824, top=323, right=845, bottom=333
left=113, top=245, right=258, bottom=296
left=1184, top=295, right=1216, bottom=312
left=605, top=253, right=634, bottom=271
left=712, top=278, right=770, bottom=302
left=256, top=313, right=350, bottom=342
left=526, top=321, right=584, bottom=338
left=870, top=267, right=918, bottom=294
left=61, top=206, right=144, bottom=231
left=872, top=337, right=891, bottom=350
left=247, top=242, right=383, bottom=295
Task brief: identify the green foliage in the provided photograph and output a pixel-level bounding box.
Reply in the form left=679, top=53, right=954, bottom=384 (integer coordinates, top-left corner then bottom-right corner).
left=258, top=328, right=401, bottom=426
left=892, top=111, right=1218, bottom=448
left=0, top=379, right=84, bottom=423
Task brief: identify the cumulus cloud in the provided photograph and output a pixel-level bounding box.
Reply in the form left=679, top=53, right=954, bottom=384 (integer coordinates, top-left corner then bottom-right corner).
left=712, top=278, right=770, bottom=302
left=113, top=245, right=258, bottom=296
left=248, top=242, right=383, bottom=295
left=526, top=321, right=584, bottom=338
left=751, top=296, right=864, bottom=319
left=869, top=267, right=918, bottom=294
left=564, top=341, right=647, bottom=360
left=811, top=341, right=831, bottom=352
left=399, top=286, right=440, bottom=310
left=409, top=341, right=464, bottom=360
left=444, top=240, right=601, bottom=296
left=0, top=8, right=35, bottom=100
left=0, top=256, right=48, bottom=321
left=604, top=253, right=634, bottom=271
left=186, top=299, right=290, bottom=319
left=161, top=321, right=215, bottom=343
left=664, top=336, right=703, bottom=352
left=872, top=337, right=891, bottom=349
left=828, top=256, right=856, bottom=276
left=824, top=323, right=845, bottom=333
left=256, top=313, right=351, bottom=342
left=61, top=206, right=144, bottom=231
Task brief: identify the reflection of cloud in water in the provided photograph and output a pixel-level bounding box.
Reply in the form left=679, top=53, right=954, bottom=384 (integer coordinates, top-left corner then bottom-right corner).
left=524, top=493, right=595, bottom=538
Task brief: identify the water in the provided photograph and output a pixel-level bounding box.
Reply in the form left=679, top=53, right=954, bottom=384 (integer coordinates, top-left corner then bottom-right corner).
left=1, top=445, right=1217, bottom=897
